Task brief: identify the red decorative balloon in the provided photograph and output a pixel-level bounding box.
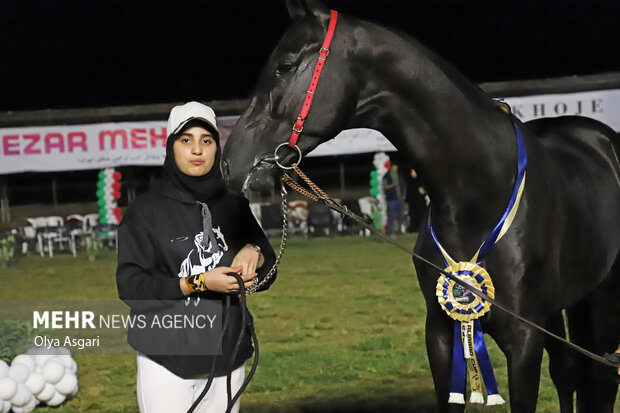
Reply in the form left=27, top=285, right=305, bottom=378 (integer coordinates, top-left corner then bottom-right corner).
left=112, top=191, right=121, bottom=200
left=112, top=182, right=121, bottom=190
left=113, top=171, right=122, bottom=181
left=384, top=160, right=391, bottom=169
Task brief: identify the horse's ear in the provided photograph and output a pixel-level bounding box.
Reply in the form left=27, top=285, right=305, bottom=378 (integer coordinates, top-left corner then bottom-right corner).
left=286, top=0, right=330, bottom=22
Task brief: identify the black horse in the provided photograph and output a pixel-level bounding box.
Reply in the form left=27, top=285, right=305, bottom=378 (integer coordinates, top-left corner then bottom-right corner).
left=222, top=1, right=620, bottom=411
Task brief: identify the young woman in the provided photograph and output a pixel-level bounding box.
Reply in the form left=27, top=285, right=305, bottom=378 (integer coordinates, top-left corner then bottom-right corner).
left=116, top=101, right=276, bottom=413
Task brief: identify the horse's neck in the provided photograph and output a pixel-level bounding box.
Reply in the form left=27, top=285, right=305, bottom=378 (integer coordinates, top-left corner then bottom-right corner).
left=347, top=24, right=519, bottom=253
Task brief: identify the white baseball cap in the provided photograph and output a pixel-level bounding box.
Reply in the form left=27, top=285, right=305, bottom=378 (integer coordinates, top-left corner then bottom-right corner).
left=166, top=101, right=219, bottom=138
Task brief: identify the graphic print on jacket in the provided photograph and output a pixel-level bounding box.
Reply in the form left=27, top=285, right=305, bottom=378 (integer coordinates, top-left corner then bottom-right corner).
left=178, top=227, right=229, bottom=304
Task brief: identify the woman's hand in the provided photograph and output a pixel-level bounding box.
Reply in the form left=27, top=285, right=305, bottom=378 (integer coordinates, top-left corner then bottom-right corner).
left=204, top=265, right=257, bottom=294
left=179, top=265, right=257, bottom=295
left=232, top=244, right=264, bottom=277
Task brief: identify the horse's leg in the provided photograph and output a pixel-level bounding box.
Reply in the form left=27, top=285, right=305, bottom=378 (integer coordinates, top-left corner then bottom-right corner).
left=567, top=259, right=620, bottom=413
left=544, top=310, right=576, bottom=413
left=491, top=314, right=546, bottom=413
left=424, top=308, right=465, bottom=413
left=415, top=228, right=465, bottom=412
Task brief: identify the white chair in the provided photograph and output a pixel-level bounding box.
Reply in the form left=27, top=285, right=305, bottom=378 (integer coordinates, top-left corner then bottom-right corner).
left=30, top=217, right=49, bottom=228
left=30, top=216, right=51, bottom=256
left=66, top=214, right=84, bottom=224
left=358, top=196, right=380, bottom=236
left=46, top=216, right=64, bottom=227
left=287, top=200, right=308, bottom=235
left=39, top=216, right=72, bottom=258
left=83, top=214, right=100, bottom=231
left=65, top=215, right=84, bottom=257
left=20, top=225, right=37, bottom=255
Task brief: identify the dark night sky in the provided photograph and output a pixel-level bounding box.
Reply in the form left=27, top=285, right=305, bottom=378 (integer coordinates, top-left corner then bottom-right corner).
left=0, top=0, right=618, bottom=112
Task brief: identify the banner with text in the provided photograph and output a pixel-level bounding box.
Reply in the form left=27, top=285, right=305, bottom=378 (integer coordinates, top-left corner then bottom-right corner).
left=1, top=89, right=618, bottom=174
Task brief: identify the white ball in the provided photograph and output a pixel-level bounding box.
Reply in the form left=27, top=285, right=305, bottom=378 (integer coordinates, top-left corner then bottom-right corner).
left=68, top=358, right=78, bottom=374
left=10, top=383, right=32, bottom=407
left=57, top=355, right=73, bottom=370
left=11, top=398, right=36, bottom=413
left=42, top=359, right=65, bottom=384
left=11, top=356, right=35, bottom=373
left=33, top=354, right=53, bottom=367
left=8, top=363, right=30, bottom=383
left=26, top=397, right=38, bottom=409
left=46, top=391, right=66, bottom=407
left=0, top=377, right=17, bottom=400
left=0, top=400, right=10, bottom=413
left=55, top=373, right=77, bottom=395
left=34, top=383, right=54, bottom=402
left=0, top=360, right=8, bottom=378
left=67, top=382, right=78, bottom=399
left=24, top=372, right=45, bottom=395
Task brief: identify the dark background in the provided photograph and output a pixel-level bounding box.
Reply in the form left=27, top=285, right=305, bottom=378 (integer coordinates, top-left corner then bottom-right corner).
left=1, top=0, right=619, bottom=112
left=1, top=0, right=619, bottom=211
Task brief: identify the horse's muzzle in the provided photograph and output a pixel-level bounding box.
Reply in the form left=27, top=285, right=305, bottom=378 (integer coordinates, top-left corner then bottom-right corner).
left=241, top=154, right=280, bottom=193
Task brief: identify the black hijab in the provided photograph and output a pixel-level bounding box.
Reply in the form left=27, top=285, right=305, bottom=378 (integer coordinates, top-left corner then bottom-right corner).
left=163, top=119, right=227, bottom=202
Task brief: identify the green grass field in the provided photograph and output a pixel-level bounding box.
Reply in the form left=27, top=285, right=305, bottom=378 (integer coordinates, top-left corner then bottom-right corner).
left=0, top=234, right=617, bottom=412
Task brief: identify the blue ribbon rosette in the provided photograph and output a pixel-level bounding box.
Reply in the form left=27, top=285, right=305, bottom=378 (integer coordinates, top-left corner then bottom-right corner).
left=429, top=122, right=527, bottom=406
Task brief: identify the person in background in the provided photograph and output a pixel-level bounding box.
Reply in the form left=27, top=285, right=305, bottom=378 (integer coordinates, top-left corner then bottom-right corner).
left=382, top=162, right=407, bottom=235
left=405, top=168, right=427, bottom=232
left=116, top=101, right=276, bottom=413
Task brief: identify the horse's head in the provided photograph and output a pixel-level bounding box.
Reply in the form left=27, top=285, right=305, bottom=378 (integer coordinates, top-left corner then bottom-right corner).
left=223, top=0, right=358, bottom=193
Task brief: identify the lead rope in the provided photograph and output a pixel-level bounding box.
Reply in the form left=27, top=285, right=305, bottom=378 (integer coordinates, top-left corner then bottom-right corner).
left=245, top=182, right=289, bottom=295
left=187, top=296, right=232, bottom=413
left=224, top=272, right=259, bottom=413
left=281, top=163, right=619, bottom=370
left=187, top=273, right=260, bottom=413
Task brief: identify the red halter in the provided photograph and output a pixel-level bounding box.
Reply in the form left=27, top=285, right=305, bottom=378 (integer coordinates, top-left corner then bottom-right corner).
left=288, top=10, right=338, bottom=147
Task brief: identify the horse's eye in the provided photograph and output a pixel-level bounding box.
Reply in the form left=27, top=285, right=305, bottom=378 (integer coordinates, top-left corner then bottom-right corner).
left=275, top=63, right=296, bottom=77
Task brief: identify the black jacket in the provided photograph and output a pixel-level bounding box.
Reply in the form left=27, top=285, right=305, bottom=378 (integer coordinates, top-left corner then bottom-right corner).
left=116, top=178, right=276, bottom=378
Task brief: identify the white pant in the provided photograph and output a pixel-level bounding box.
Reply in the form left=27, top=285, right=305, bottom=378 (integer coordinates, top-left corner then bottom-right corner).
left=136, top=353, right=245, bottom=413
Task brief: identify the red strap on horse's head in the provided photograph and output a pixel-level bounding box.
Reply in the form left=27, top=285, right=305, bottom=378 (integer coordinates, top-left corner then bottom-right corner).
left=288, top=10, right=338, bottom=147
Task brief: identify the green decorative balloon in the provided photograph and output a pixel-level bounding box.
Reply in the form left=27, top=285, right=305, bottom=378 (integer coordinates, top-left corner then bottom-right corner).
left=370, top=170, right=378, bottom=178
left=370, top=188, right=379, bottom=197
left=97, top=180, right=105, bottom=189
left=370, top=178, right=379, bottom=188
left=374, top=212, right=383, bottom=230
left=100, top=217, right=108, bottom=225
left=97, top=199, right=106, bottom=207
left=99, top=207, right=107, bottom=217
left=98, top=171, right=106, bottom=180
left=96, top=189, right=104, bottom=198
